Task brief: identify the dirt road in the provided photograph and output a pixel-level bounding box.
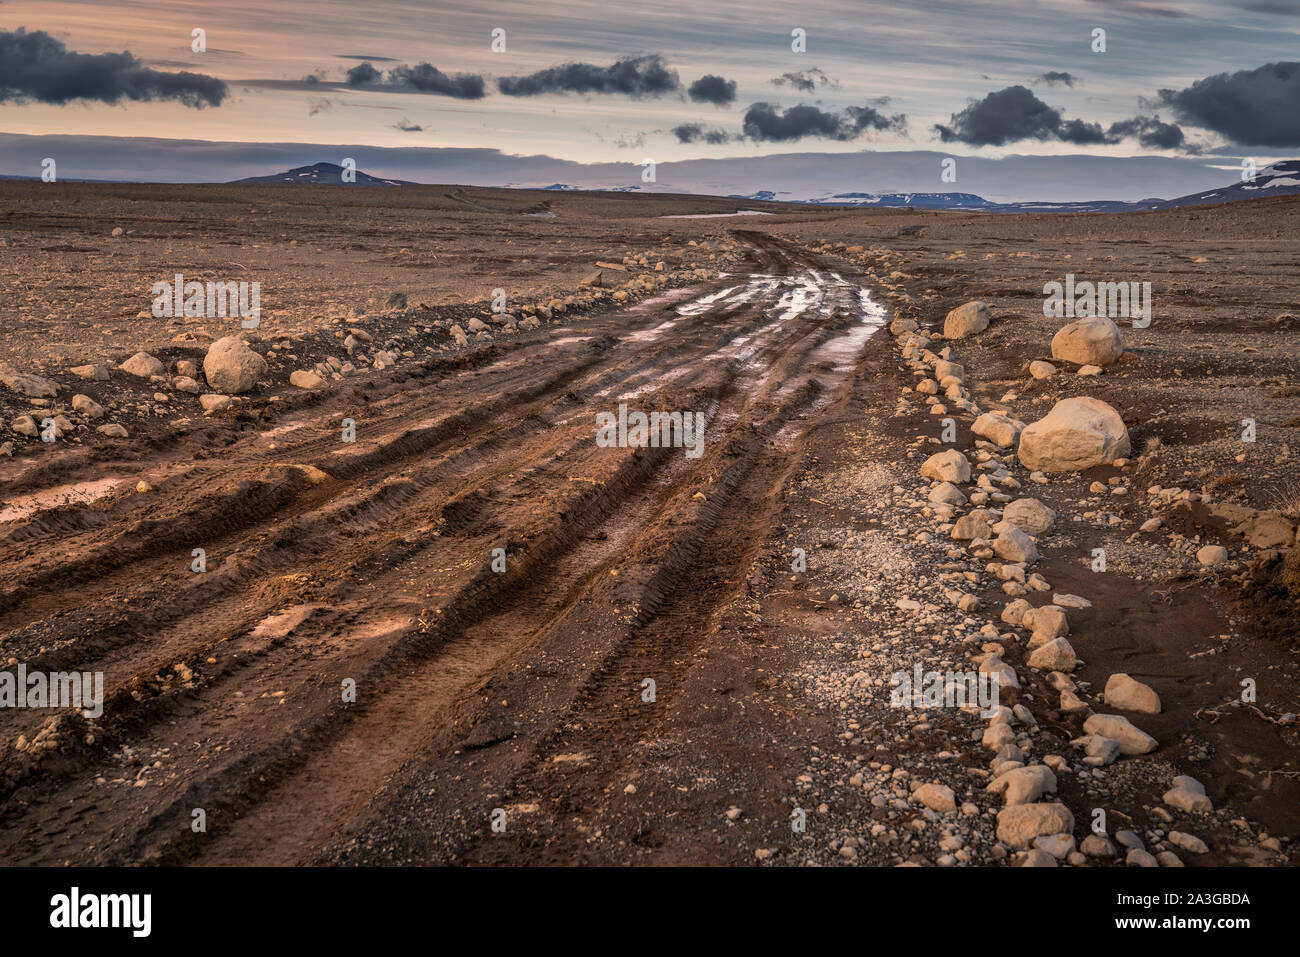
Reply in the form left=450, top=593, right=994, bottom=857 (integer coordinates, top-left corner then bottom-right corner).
left=0, top=232, right=895, bottom=865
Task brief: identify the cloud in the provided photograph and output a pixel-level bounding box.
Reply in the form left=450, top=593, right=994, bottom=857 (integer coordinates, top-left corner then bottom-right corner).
left=394, top=118, right=423, bottom=132
left=772, top=68, right=832, bottom=93
left=1035, top=71, right=1077, bottom=87
left=673, top=123, right=733, bottom=144
left=1083, top=0, right=1187, bottom=17
left=307, top=97, right=332, bottom=116
left=688, top=74, right=736, bottom=105
left=1106, top=115, right=1188, bottom=150
left=388, top=63, right=485, bottom=99
left=336, top=54, right=399, bottom=62
left=934, top=85, right=1107, bottom=146
left=0, top=27, right=227, bottom=107
left=1235, top=0, right=1300, bottom=14
left=1157, top=61, right=1300, bottom=147
left=499, top=55, right=679, bottom=97
left=743, top=102, right=906, bottom=142
left=346, top=60, right=485, bottom=99
left=346, top=62, right=382, bottom=85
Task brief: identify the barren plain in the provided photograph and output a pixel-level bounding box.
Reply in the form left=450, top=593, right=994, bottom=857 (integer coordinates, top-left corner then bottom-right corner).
left=0, top=183, right=1296, bottom=866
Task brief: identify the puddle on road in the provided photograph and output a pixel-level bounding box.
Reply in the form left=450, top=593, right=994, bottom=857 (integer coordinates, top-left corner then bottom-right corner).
left=659, top=210, right=774, bottom=219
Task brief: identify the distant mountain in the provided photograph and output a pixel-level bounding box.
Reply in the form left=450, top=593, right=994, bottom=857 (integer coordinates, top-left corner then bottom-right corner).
left=231, top=161, right=414, bottom=186
left=734, top=162, right=1300, bottom=213
left=221, top=158, right=1300, bottom=212
left=817, top=191, right=995, bottom=209
left=1158, top=160, right=1300, bottom=208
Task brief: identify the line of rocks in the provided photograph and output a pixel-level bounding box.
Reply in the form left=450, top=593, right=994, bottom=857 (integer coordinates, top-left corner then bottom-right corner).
left=895, top=298, right=1220, bottom=867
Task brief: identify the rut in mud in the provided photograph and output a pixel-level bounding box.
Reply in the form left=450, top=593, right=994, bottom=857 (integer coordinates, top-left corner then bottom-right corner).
left=0, top=233, right=891, bottom=865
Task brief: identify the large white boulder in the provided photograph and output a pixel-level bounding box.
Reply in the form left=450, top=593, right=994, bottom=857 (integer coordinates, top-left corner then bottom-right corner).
left=944, top=301, right=990, bottom=339
left=204, top=336, right=267, bottom=395
left=1051, top=317, right=1124, bottom=366
left=1017, top=397, right=1130, bottom=473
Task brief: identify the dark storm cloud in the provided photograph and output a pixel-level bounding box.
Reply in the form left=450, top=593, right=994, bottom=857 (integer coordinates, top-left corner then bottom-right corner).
left=346, top=60, right=485, bottom=99
left=498, top=55, right=679, bottom=97
left=1106, top=115, right=1188, bottom=150
left=772, top=68, right=832, bottom=93
left=1157, top=61, right=1300, bottom=147
left=1035, top=71, right=1077, bottom=87
left=388, top=63, right=485, bottom=99
left=743, top=102, right=906, bottom=142
left=672, top=123, right=733, bottom=144
left=934, top=85, right=1106, bottom=146
left=687, top=74, right=736, bottom=105
left=346, top=62, right=382, bottom=85
left=1058, top=118, right=1111, bottom=145
left=0, top=27, right=227, bottom=107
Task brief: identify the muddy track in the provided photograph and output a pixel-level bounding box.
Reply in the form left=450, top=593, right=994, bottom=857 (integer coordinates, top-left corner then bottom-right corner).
left=0, top=231, right=891, bottom=865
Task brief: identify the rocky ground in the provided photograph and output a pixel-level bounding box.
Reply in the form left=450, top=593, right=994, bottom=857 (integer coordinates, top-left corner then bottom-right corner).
left=0, top=184, right=1295, bottom=866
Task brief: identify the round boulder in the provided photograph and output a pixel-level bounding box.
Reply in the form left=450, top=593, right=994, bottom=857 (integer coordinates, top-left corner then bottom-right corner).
left=1051, top=317, right=1124, bottom=367
left=203, top=336, right=267, bottom=395
left=944, top=301, right=990, bottom=339
left=1002, top=497, right=1056, bottom=535
left=1017, top=397, right=1130, bottom=473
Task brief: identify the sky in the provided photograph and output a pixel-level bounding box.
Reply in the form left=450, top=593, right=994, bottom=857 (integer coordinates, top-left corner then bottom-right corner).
left=2, top=0, right=1298, bottom=194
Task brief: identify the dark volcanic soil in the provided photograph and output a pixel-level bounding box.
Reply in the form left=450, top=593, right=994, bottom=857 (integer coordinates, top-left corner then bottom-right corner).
left=0, top=185, right=1296, bottom=867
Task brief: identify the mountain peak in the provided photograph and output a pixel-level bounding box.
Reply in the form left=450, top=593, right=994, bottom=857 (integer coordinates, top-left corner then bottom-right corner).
left=231, top=162, right=413, bottom=186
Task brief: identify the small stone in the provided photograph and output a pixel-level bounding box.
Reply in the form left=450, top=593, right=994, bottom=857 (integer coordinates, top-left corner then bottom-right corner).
left=1168, top=831, right=1209, bottom=855
left=1104, top=674, right=1161, bottom=714
left=993, top=524, right=1039, bottom=564
left=913, top=782, right=957, bottom=813
left=1021, top=848, right=1058, bottom=867
left=921, top=449, right=971, bottom=484
left=1081, top=834, right=1117, bottom=858
left=72, top=394, right=104, bottom=418
left=1002, top=498, right=1055, bottom=535
left=1027, top=637, right=1076, bottom=672
left=987, top=765, right=1057, bottom=806
left=290, top=370, right=327, bottom=390
left=1197, top=545, right=1229, bottom=566
left=120, top=352, right=165, bottom=378
left=70, top=363, right=110, bottom=381
left=1162, top=775, right=1212, bottom=813
left=1083, top=714, right=1158, bottom=755
left=996, top=803, right=1074, bottom=848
